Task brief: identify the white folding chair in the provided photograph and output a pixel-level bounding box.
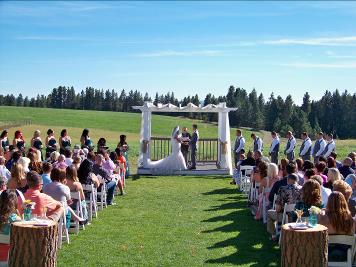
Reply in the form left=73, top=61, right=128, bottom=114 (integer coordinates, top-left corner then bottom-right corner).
left=240, top=166, right=254, bottom=196
left=278, top=203, right=296, bottom=245
left=0, top=233, right=10, bottom=266
left=58, top=202, right=70, bottom=248
left=82, top=184, right=97, bottom=221
left=96, top=175, right=107, bottom=210
left=69, top=191, right=85, bottom=234
left=328, top=235, right=355, bottom=267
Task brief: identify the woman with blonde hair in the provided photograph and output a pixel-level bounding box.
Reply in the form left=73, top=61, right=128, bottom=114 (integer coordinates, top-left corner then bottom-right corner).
left=324, top=168, right=342, bottom=189
left=7, top=163, right=28, bottom=193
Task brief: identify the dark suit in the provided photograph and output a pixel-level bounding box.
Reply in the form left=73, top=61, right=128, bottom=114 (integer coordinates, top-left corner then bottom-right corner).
left=190, top=130, right=199, bottom=168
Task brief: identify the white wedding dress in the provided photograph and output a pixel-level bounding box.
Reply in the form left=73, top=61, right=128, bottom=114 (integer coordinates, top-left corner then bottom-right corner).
left=147, top=127, right=187, bottom=175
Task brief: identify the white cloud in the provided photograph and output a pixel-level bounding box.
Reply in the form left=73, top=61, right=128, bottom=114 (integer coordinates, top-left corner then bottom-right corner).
left=325, top=51, right=356, bottom=59
left=263, top=36, right=356, bottom=46
left=281, top=62, right=356, bottom=69
left=135, top=50, right=223, bottom=57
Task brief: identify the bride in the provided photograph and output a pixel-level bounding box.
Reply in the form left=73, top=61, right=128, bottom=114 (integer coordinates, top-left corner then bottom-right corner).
left=147, top=126, right=187, bottom=174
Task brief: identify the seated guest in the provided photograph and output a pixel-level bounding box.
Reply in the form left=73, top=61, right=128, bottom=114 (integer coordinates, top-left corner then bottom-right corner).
left=7, top=163, right=28, bottom=193
left=295, top=158, right=304, bottom=185
left=315, top=161, right=328, bottom=183
left=333, top=180, right=356, bottom=216
left=49, top=151, right=60, bottom=164
left=345, top=174, right=356, bottom=195
left=304, top=169, right=316, bottom=182
left=311, top=175, right=331, bottom=206
left=0, top=190, right=21, bottom=262
left=53, top=155, right=68, bottom=170
left=0, top=156, right=11, bottom=182
left=302, top=160, right=314, bottom=172
left=27, top=151, right=42, bottom=174
left=0, top=177, right=6, bottom=194
left=278, top=158, right=289, bottom=178
left=330, top=152, right=342, bottom=169
left=324, top=168, right=342, bottom=190
left=255, top=161, right=269, bottom=220
left=24, top=171, right=64, bottom=221
left=77, top=159, right=100, bottom=188
left=253, top=150, right=263, bottom=166
left=18, top=156, right=30, bottom=173
left=348, top=152, right=356, bottom=170
left=241, top=150, right=256, bottom=167
left=294, top=179, right=323, bottom=219
left=72, top=155, right=81, bottom=170
left=99, top=150, right=116, bottom=175
left=41, top=162, right=52, bottom=187
left=268, top=162, right=297, bottom=203
left=93, top=154, right=122, bottom=204
left=338, top=157, right=355, bottom=179
left=5, top=150, right=21, bottom=173
left=64, top=148, right=73, bottom=167
left=267, top=173, right=301, bottom=240
left=318, top=192, right=354, bottom=262
left=325, top=157, right=336, bottom=176
left=66, top=166, right=88, bottom=221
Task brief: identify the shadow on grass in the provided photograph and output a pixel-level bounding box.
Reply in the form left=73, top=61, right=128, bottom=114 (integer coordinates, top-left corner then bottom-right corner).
left=202, top=187, right=280, bottom=266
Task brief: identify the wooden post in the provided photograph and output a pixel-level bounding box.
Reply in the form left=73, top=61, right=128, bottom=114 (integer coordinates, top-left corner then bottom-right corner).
left=9, top=220, right=59, bottom=267
left=281, top=223, right=328, bottom=267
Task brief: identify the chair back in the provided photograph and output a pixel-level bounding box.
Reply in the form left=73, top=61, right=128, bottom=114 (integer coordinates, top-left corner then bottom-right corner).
left=70, top=191, right=81, bottom=200
left=328, top=235, right=355, bottom=267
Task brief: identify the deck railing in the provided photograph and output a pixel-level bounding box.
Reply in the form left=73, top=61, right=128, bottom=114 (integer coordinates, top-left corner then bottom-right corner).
left=150, top=137, right=219, bottom=163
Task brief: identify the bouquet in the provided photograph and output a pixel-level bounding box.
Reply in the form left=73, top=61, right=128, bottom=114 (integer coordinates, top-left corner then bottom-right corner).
left=309, top=206, right=321, bottom=215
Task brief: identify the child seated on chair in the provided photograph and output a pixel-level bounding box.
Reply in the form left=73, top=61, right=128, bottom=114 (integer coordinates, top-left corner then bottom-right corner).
left=0, top=190, right=21, bottom=262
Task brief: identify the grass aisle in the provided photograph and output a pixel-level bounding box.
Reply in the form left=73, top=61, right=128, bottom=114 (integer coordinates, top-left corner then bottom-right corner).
left=58, top=176, right=280, bottom=267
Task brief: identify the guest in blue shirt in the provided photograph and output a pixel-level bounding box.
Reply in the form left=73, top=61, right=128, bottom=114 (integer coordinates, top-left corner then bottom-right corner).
left=41, top=162, right=53, bottom=187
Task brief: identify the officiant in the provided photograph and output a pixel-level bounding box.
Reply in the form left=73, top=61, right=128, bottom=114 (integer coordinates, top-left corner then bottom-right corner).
left=181, top=127, right=191, bottom=165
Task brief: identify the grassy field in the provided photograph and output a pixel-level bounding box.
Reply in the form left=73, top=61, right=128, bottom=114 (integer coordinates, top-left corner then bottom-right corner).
left=1, top=106, right=355, bottom=172
left=57, top=175, right=280, bottom=267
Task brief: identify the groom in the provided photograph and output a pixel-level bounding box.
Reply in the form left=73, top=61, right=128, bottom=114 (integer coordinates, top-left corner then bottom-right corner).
left=189, top=124, right=199, bottom=170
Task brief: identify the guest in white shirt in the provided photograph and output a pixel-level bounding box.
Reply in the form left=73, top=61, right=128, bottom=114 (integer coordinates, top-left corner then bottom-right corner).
left=311, top=175, right=331, bottom=206
left=312, top=132, right=326, bottom=164
left=284, top=131, right=296, bottom=161
left=269, top=131, right=280, bottom=164
left=64, top=149, right=73, bottom=166
left=251, top=133, right=263, bottom=153
left=299, top=132, right=312, bottom=161
left=323, top=133, right=336, bottom=158
left=0, top=156, right=11, bottom=182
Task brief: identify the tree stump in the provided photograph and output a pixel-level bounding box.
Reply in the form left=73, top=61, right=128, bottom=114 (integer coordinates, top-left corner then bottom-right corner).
left=9, top=220, right=59, bottom=267
left=281, top=223, right=328, bottom=267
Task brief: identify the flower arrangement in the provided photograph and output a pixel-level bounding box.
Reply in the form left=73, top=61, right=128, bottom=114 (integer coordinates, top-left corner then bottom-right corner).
left=309, top=206, right=321, bottom=215
left=23, top=200, right=36, bottom=221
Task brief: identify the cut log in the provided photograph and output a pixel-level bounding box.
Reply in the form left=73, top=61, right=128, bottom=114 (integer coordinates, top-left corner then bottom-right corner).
left=9, top=220, right=59, bottom=267
left=281, top=223, right=328, bottom=267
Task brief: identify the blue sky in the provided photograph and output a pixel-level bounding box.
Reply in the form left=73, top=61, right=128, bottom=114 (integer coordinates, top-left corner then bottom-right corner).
left=1, top=1, right=356, bottom=103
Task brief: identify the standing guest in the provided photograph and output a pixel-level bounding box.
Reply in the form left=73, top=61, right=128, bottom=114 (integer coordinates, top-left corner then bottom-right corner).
left=13, top=130, right=25, bottom=153
left=315, top=161, right=328, bottom=183
left=64, top=149, right=73, bottom=167
left=0, top=156, right=11, bottom=182
left=59, top=129, right=71, bottom=155
left=311, top=175, right=331, bottom=206
left=41, top=162, right=52, bottom=187
left=294, top=179, right=323, bottom=218
left=117, top=134, right=130, bottom=176
left=268, top=162, right=297, bottom=204
left=180, top=127, right=191, bottom=166
left=233, top=130, right=246, bottom=168
left=251, top=133, right=263, bottom=153
left=338, top=157, right=355, bottom=178
left=267, top=173, right=301, bottom=240
left=284, top=131, right=296, bottom=162
left=24, top=171, right=64, bottom=221
left=7, top=163, right=28, bottom=193
left=299, top=132, right=312, bottom=161
left=323, top=133, right=336, bottom=158
left=278, top=158, right=289, bottom=178
left=0, top=129, right=10, bottom=158
left=269, top=131, right=280, bottom=164
left=0, top=190, right=21, bottom=262
left=30, top=130, right=43, bottom=160
left=324, top=168, right=342, bottom=190
left=333, top=180, right=356, bottom=216
left=92, top=154, right=121, bottom=204
left=80, top=128, right=94, bottom=150
left=45, top=129, right=58, bottom=159
left=313, top=132, right=326, bottom=164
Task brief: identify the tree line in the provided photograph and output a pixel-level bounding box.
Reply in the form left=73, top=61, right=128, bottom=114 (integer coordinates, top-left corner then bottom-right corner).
left=0, top=85, right=355, bottom=139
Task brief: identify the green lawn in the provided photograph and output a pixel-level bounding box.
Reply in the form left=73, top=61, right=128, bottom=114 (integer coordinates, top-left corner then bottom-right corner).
left=58, top=175, right=280, bottom=267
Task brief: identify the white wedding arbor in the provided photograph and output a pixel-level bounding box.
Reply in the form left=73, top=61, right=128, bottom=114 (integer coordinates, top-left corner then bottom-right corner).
left=132, top=102, right=237, bottom=176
